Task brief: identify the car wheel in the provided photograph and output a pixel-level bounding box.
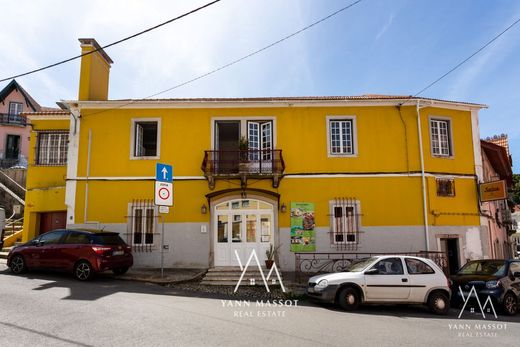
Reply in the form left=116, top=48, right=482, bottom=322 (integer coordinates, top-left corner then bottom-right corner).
left=428, top=291, right=449, bottom=315
left=112, top=267, right=129, bottom=276
left=337, top=287, right=360, bottom=311
left=10, top=255, right=26, bottom=274
left=74, top=260, right=93, bottom=281
left=503, top=292, right=517, bottom=316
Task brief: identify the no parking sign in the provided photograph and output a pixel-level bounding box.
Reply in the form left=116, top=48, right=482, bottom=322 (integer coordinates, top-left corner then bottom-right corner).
left=154, top=163, right=173, bottom=206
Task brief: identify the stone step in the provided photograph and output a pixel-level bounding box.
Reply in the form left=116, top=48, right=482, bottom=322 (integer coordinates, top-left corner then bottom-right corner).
left=201, top=266, right=283, bottom=286
left=1, top=247, right=13, bottom=252
left=0, top=251, right=9, bottom=259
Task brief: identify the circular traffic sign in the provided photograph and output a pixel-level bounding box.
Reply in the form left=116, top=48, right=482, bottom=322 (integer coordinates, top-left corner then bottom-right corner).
left=158, top=187, right=171, bottom=200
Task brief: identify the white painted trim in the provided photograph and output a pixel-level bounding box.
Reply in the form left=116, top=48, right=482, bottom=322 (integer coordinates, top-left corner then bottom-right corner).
left=428, top=115, right=455, bottom=159
left=71, top=176, right=205, bottom=180
left=65, top=107, right=80, bottom=224
left=326, top=115, right=358, bottom=157
left=129, top=117, right=161, bottom=160
left=284, top=173, right=475, bottom=179
left=471, top=109, right=484, bottom=182
left=67, top=173, right=476, bottom=181
left=65, top=99, right=487, bottom=111
left=210, top=116, right=277, bottom=150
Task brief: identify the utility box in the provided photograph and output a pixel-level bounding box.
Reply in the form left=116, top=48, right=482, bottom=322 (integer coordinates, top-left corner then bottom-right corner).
left=0, top=208, right=5, bottom=232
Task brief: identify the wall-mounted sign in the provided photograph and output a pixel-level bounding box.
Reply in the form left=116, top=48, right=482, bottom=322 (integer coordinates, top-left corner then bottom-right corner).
left=290, top=202, right=316, bottom=252
left=480, top=180, right=507, bottom=202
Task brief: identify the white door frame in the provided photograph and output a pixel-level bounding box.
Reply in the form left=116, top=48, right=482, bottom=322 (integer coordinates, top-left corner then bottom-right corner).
left=212, top=198, right=275, bottom=267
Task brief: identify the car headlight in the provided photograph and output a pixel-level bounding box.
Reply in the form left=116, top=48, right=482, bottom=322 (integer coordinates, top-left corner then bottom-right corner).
left=315, top=279, right=329, bottom=291
left=485, top=280, right=500, bottom=289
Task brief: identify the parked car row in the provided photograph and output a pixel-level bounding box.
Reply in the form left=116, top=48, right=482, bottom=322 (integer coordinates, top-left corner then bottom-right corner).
left=307, top=255, right=520, bottom=316
left=7, top=229, right=133, bottom=281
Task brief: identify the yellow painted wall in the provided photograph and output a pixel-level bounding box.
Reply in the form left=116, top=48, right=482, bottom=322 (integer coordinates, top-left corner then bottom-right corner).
left=22, top=118, right=69, bottom=241
left=71, top=105, right=479, bottom=228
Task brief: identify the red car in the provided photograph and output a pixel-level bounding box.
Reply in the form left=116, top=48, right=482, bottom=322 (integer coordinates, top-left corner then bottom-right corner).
left=7, top=229, right=133, bottom=280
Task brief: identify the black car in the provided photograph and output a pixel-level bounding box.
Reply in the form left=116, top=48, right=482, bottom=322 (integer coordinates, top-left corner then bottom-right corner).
left=450, top=259, right=520, bottom=315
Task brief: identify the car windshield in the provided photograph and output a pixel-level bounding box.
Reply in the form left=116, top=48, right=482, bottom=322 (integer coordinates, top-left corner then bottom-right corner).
left=457, top=260, right=506, bottom=276
left=344, top=257, right=378, bottom=272
left=90, top=233, right=126, bottom=245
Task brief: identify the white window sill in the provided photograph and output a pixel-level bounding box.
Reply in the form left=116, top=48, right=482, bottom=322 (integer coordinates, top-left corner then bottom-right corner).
left=130, top=156, right=160, bottom=160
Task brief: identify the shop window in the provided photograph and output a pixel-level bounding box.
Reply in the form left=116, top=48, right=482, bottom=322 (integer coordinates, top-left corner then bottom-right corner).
left=436, top=178, right=455, bottom=197
left=132, top=119, right=160, bottom=158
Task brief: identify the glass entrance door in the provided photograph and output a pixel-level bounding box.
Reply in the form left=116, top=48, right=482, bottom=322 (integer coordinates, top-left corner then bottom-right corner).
left=214, top=199, right=273, bottom=266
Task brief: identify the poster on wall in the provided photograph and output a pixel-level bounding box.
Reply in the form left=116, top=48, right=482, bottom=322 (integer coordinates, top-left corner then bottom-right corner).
left=290, top=202, right=316, bottom=252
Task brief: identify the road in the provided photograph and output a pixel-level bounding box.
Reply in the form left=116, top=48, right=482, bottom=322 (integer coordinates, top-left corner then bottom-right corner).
left=1, top=262, right=519, bottom=347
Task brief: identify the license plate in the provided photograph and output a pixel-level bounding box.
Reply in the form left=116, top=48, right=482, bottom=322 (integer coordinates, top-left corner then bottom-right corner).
left=113, top=250, right=124, bottom=256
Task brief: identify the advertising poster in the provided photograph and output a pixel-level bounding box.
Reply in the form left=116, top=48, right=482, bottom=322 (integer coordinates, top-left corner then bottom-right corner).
left=290, top=202, right=316, bottom=252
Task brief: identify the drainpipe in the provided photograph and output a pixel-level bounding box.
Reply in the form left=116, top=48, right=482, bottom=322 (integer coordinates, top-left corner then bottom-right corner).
left=416, top=101, right=430, bottom=251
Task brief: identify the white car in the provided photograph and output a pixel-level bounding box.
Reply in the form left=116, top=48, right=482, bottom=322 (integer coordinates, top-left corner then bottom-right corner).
left=307, top=255, right=451, bottom=315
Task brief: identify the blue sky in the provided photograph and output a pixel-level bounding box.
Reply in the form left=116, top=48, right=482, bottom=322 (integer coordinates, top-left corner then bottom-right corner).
left=1, top=0, right=519, bottom=171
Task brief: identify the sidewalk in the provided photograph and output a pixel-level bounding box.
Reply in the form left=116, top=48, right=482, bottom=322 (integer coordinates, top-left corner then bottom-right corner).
left=117, top=268, right=207, bottom=285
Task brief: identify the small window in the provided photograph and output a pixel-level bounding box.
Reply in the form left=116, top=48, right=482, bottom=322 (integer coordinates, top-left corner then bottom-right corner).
left=430, top=118, right=452, bottom=157
left=329, top=118, right=355, bottom=155
left=36, top=132, right=69, bottom=166
left=131, top=205, right=156, bottom=245
left=331, top=200, right=359, bottom=245
left=405, top=258, right=435, bottom=274
left=9, top=102, right=23, bottom=115
left=133, top=120, right=158, bottom=157
left=371, top=258, right=404, bottom=275
left=436, top=178, right=455, bottom=197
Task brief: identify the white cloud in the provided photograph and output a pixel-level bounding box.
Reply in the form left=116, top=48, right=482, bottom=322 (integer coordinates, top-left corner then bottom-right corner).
left=375, top=13, right=394, bottom=40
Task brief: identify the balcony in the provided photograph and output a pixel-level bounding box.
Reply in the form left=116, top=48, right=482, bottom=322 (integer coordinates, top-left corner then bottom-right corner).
left=0, top=113, right=27, bottom=126
left=202, top=149, right=285, bottom=189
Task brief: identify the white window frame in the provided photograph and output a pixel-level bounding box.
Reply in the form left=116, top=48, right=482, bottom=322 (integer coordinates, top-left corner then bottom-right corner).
left=326, top=115, right=357, bottom=157
left=329, top=200, right=361, bottom=245
left=429, top=116, right=454, bottom=158
left=36, top=131, right=69, bottom=166
left=129, top=203, right=158, bottom=246
left=130, top=118, right=161, bottom=160
left=210, top=117, right=276, bottom=150
left=8, top=102, right=23, bottom=115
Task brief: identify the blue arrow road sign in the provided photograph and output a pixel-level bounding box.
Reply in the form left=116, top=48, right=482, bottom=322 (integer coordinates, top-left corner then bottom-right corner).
left=156, top=163, right=173, bottom=182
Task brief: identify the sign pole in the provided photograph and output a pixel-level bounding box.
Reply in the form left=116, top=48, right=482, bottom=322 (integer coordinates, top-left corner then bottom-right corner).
left=161, top=216, right=165, bottom=278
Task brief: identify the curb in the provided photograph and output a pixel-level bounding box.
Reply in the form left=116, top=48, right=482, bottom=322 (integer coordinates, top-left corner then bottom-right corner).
left=116, top=269, right=208, bottom=285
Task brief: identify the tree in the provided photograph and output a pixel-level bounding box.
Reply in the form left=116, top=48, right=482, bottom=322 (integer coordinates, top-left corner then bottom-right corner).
left=513, top=174, right=520, bottom=205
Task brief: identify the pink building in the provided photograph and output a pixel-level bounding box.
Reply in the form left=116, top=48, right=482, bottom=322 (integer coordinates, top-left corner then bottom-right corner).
left=480, top=138, right=514, bottom=259
left=0, top=80, right=43, bottom=168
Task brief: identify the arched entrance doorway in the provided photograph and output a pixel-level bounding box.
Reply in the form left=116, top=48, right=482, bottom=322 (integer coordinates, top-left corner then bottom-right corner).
left=213, top=199, right=274, bottom=266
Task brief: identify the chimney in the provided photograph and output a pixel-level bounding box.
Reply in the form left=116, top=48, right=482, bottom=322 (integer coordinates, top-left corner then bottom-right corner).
left=78, top=38, right=113, bottom=101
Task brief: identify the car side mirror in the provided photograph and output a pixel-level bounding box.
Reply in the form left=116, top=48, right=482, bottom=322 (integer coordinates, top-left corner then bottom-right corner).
left=365, top=268, right=379, bottom=275
left=36, top=240, right=45, bottom=247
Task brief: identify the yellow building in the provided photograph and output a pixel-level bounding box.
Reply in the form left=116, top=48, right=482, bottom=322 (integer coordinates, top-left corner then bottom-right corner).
left=23, top=39, right=490, bottom=272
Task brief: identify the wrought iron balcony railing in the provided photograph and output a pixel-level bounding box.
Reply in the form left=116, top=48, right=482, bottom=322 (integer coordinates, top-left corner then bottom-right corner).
left=0, top=113, right=27, bottom=126
left=202, top=149, right=285, bottom=189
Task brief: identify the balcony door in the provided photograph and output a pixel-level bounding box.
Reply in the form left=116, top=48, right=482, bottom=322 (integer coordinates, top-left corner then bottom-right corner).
left=214, top=199, right=274, bottom=267
left=215, top=121, right=240, bottom=174
left=247, top=121, right=272, bottom=172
